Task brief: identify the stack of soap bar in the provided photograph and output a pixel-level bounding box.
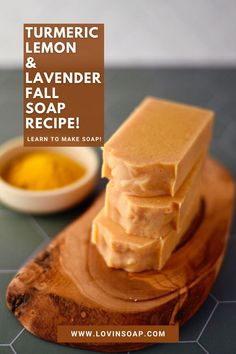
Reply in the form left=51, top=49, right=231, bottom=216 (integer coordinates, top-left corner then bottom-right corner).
left=92, top=97, right=214, bottom=272
left=105, top=156, right=203, bottom=238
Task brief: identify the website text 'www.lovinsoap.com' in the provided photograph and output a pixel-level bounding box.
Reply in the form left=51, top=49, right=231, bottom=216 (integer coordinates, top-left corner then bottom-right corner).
left=57, top=325, right=179, bottom=343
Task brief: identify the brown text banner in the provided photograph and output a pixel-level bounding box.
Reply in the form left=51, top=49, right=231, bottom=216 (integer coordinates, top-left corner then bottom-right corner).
left=57, top=325, right=179, bottom=343
left=24, top=24, right=104, bottom=146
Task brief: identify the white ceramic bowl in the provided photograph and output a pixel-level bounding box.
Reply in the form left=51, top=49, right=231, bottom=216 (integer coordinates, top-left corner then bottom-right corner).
left=0, top=137, right=99, bottom=214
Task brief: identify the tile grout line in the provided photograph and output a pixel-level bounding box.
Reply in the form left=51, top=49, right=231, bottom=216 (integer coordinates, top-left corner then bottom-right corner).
left=209, top=293, right=219, bottom=303
left=197, top=341, right=210, bottom=354
left=18, top=238, right=49, bottom=269
left=196, top=302, right=219, bottom=342
left=10, top=343, right=18, bottom=354
left=30, top=216, right=50, bottom=241
left=10, top=328, right=25, bottom=345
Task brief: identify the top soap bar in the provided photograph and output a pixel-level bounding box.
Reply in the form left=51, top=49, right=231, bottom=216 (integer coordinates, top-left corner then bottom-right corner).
left=102, top=97, right=213, bottom=196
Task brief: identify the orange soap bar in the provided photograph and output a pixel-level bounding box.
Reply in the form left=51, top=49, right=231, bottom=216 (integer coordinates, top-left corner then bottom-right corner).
left=102, top=97, right=213, bottom=196
left=92, top=198, right=199, bottom=272
left=105, top=156, right=203, bottom=238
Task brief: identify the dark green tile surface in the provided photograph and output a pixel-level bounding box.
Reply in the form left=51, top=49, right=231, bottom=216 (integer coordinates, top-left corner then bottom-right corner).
left=133, top=343, right=205, bottom=354
left=212, top=237, right=236, bottom=300
left=0, top=214, right=43, bottom=269
left=200, top=303, right=236, bottom=354
left=13, top=331, right=207, bottom=354
left=180, top=296, right=216, bottom=341
left=0, top=346, right=14, bottom=354
left=34, top=191, right=100, bottom=238
left=0, top=68, right=236, bottom=354
left=13, top=330, right=108, bottom=354
left=0, top=273, right=23, bottom=343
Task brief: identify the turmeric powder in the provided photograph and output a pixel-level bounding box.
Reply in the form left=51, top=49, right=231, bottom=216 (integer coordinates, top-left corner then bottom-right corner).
left=1, top=151, right=86, bottom=191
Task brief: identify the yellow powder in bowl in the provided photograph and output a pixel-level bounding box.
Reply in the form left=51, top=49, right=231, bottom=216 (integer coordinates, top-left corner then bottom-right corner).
left=1, top=151, right=86, bottom=191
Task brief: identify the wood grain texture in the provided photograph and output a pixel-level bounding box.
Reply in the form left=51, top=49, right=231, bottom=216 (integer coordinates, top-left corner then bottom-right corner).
left=6, top=158, right=235, bottom=352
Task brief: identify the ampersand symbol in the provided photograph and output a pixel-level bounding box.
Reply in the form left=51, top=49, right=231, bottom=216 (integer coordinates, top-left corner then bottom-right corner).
left=26, top=57, right=36, bottom=69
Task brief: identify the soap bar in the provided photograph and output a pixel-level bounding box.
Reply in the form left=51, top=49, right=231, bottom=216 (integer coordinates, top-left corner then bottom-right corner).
left=102, top=97, right=213, bottom=196
left=105, top=156, right=203, bottom=238
left=92, top=199, right=199, bottom=272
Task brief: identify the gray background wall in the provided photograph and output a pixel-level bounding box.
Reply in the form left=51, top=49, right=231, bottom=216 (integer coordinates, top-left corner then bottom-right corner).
left=0, top=0, right=236, bottom=67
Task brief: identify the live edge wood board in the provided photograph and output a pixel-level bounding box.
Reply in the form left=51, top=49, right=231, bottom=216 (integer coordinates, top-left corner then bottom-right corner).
left=6, top=158, right=235, bottom=352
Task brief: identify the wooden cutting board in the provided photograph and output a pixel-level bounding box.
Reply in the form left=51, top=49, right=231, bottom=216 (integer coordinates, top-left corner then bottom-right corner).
left=6, top=158, right=235, bottom=352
